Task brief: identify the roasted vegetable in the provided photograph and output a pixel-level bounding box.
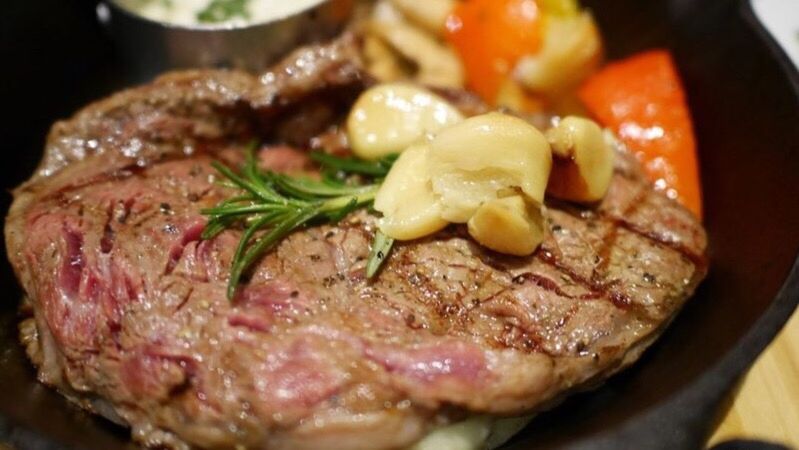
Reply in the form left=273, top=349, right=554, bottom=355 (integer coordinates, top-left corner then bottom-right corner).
left=428, top=112, right=552, bottom=223
left=445, top=0, right=543, bottom=102
left=373, top=144, right=449, bottom=240
left=467, top=195, right=545, bottom=256
left=347, top=83, right=464, bottom=160
left=579, top=50, right=702, bottom=217
left=546, top=116, right=615, bottom=202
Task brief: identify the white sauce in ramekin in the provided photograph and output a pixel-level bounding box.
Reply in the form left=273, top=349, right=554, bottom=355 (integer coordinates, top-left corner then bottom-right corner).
left=116, top=0, right=326, bottom=27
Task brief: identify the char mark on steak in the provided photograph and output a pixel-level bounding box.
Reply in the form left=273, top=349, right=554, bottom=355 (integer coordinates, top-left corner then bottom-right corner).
left=5, top=35, right=707, bottom=450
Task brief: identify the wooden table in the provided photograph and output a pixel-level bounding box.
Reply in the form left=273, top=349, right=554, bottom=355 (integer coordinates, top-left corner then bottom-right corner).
left=708, top=307, right=799, bottom=447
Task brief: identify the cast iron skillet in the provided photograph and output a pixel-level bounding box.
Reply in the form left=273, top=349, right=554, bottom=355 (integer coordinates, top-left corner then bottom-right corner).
left=1, top=0, right=798, bottom=449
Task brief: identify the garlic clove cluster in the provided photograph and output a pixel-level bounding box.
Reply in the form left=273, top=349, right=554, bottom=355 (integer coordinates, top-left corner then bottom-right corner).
left=349, top=84, right=614, bottom=257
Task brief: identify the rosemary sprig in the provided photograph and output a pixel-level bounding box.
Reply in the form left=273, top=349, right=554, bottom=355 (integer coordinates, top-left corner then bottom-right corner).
left=202, top=146, right=396, bottom=299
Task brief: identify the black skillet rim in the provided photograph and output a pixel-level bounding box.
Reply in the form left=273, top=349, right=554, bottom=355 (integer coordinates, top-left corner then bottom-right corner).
left=2, top=0, right=799, bottom=449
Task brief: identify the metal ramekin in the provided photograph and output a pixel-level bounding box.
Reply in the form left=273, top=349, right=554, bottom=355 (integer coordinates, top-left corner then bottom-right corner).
left=97, top=0, right=353, bottom=81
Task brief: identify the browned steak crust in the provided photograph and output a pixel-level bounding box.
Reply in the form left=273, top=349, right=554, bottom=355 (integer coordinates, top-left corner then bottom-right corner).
left=5, top=37, right=707, bottom=450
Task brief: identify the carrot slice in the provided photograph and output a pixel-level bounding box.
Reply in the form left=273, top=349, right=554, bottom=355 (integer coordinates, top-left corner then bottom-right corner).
left=445, top=0, right=543, bottom=102
left=579, top=50, right=702, bottom=217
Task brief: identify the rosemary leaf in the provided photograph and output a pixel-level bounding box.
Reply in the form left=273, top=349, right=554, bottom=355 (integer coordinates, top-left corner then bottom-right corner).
left=325, top=198, right=359, bottom=223
left=227, top=211, right=289, bottom=298
left=201, top=203, right=285, bottom=217
left=201, top=216, right=235, bottom=240
left=210, top=161, right=279, bottom=204
left=271, top=174, right=377, bottom=199
left=319, top=185, right=380, bottom=212
left=227, top=205, right=319, bottom=299
left=310, top=152, right=398, bottom=178
left=366, top=230, right=394, bottom=279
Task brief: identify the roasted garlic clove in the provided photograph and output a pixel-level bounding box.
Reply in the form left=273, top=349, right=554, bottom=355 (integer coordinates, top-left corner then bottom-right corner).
left=428, top=112, right=552, bottom=223
left=368, top=16, right=465, bottom=88
left=374, top=144, right=449, bottom=240
left=514, top=12, right=602, bottom=97
left=347, top=83, right=464, bottom=160
left=467, top=195, right=546, bottom=256
left=388, top=0, right=456, bottom=35
left=546, top=116, right=615, bottom=203
left=362, top=34, right=407, bottom=83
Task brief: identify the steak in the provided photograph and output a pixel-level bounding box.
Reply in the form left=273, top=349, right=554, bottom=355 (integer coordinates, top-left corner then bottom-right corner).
left=5, top=36, right=707, bottom=450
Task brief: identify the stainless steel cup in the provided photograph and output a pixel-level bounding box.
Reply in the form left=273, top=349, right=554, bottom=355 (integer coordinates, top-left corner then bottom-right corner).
left=97, top=0, right=353, bottom=81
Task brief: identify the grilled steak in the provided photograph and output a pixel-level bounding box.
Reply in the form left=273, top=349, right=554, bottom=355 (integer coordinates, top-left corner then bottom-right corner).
left=5, top=37, right=707, bottom=450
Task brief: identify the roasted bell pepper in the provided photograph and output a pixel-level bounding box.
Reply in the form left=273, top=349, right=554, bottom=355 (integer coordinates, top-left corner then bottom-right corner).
left=445, top=0, right=543, bottom=102
left=578, top=50, right=702, bottom=217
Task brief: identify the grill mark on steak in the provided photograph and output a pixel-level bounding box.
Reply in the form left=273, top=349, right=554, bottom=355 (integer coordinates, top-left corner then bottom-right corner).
left=613, top=218, right=708, bottom=270
left=551, top=180, right=708, bottom=272
left=497, top=323, right=548, bottom=353
left=536, top=241, right=667, bottom=320
left=535, top=181, right=706, bottom=322
left=536, top=249, right=617, bottom=301
left=512, top=272, right=601, bottom=301
left=5, top=36, right=708, bottom=450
